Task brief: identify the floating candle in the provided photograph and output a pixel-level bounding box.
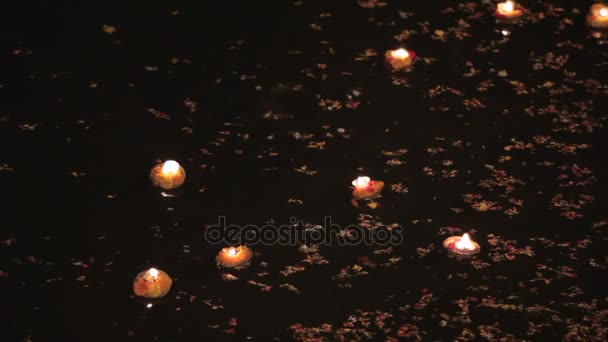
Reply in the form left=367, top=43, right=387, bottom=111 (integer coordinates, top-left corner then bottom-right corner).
left=384, top=48, right=416, bottom=72
left=587, top=4, right=608, bottom=29
left=150, top=160, right=186, bottom=190
left=495, top=1, right=523, bottom=20
left=133, top=267, right=173, bottom=299
left=443, top=233, right=481, bottom=256
left=216, top=246, right=253, bottom=268
left=351, top=176, right=384, bottom=200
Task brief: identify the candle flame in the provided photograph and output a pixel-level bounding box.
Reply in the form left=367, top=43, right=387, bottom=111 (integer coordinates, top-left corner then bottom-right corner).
left=161, top=160, right=180, bottom=176
left=600, top=8, right=608, bottom=17
left=148, top=268, right=159, bottom=280
left=228, top=248, right=238, bottom=256
left=503, top=1, right=514, bottom=13
left=391, top=48, right=410, bottom=59
left=352, top=176, right=371, bottom=189
left=455, top=233, right=474, bottom=250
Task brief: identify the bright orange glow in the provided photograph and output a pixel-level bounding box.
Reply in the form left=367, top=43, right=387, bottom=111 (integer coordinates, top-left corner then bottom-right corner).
left=161, top=160, right=180, bottom=176
left=455, top=233, right=475, bottom=250
left=147, top=268, right=159, bottom=281
left=217, top=246, right=253, bottom=268
left=134, top=268, right=173, bottom=299
left=352, top=176, right=371, bottom=189
left=391, top=48, right=410, bottom=59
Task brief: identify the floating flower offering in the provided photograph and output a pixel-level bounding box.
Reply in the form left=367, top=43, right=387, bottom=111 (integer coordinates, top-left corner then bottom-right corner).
left=495, top=1, right=523, bottom=21
left=587, top=3, right=608, bottom=29
left=133, top=268, right=173, bottom=299
left=443, top=233, right=481, bottom=256
left=216, top=246, right=253, bottom=268
left=351, top=176, right=384, bottom=200
left=150, top=160, right=186, bottom=190
left=384, top=48, right=416, bottom=72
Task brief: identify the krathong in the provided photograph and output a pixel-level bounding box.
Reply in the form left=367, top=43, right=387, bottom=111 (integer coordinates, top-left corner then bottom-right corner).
left=133, top=268, right=173, bottom=299
left=443, top=233, right=481, bottom=256
left=216, top=246, right=254, bottom=268
left=150, top=160, right=186, bottom=190
left=384, top=48, right=416, bottom=72
left=351, top=176, right=385, bottom=200
left=495, top=1, right=523, bottom=21
left=587, top=3, right=608, bottom=29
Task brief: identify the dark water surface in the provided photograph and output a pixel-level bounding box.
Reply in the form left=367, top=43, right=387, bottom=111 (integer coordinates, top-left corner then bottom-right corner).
left=1, top=0, right=607, bottom=341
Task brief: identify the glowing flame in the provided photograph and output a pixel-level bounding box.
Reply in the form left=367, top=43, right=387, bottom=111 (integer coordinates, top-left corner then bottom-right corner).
left=391, top=48, right=410, bottom=59
left=352, top=176, right=371, bottom=189
left=227, top=248, right=238, bottom=256
left=600, top=8, right=608, bottom=17
left=503, top=1, right=514, bottom=13
left=148, top=268, right=159, bottom=280
left=455, top=233, right=474, bottom=251
left=161, top=160, right=180, bottom=176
